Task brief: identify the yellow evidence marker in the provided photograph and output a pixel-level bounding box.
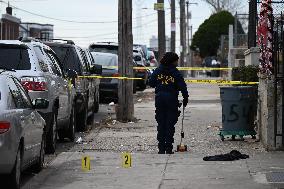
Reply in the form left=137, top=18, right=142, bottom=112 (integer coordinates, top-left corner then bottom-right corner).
left=82, top=156, right=91, bottom=171
left=122, top=152, right=132, bottom=168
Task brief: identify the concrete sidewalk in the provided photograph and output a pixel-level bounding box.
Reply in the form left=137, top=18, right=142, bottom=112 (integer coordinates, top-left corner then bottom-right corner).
left=23, top=151, right=284, bottom=189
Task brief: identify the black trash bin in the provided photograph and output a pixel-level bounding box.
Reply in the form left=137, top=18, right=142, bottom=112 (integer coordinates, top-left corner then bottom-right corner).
left=219, top=86, right=257, bottom=141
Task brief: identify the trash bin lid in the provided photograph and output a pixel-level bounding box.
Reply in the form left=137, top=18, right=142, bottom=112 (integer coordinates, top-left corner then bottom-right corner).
left=220, top=86, right=257, bottom=101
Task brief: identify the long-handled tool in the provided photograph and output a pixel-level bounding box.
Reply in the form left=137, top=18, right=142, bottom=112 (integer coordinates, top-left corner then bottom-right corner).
left=177, top=106, right=188, bottom=152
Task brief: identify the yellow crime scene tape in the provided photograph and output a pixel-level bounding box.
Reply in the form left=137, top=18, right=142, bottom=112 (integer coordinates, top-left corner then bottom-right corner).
left=77, top=76, right=258, bottom=85
left=78, top=75, right=143, bottom=80
left=101, top=66, right=232, bottom=71
left=185, top=79, right=259, bottom=85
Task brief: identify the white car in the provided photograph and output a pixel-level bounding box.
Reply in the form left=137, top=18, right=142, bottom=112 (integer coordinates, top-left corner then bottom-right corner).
left=0, top=72, right=48, bottom=189
left=0, top=39, right=76, bottom=154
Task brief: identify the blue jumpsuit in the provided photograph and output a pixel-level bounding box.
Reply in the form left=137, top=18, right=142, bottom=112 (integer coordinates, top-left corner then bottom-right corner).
left=149, top=64, right=189, bottom=152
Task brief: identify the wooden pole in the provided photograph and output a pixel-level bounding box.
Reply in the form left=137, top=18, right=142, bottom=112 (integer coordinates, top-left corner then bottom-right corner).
left=171, top=0, right=176, bottom=52
left=117, top=0, right=134, bottom=122
left=158, top=0, right=166, bottom=61
left=186, top=1, right=190, bottom=77
left=180, top=0, right=186, bottom=72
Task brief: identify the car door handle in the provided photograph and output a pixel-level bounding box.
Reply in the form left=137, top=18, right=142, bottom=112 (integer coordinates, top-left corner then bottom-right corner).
left=20, top=115, right=25, bottom=121
left=31, top=113, right=35, bottom=120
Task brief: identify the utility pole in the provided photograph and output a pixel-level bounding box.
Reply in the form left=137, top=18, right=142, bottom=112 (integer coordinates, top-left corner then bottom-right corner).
left=234, top=12, right=238, bottom=47
left=186, top=1, right=190, bottom=77
left=170, top=0, right=176, bottom=52
left=180, top=0, right=186, bottom=72
left=190, top=25, right=194, bottom=77
left=248, top=0, right=257, bottom=48
left=157, top=0, right=166, bottom=61
left=117, top=0, right=134, bottom=122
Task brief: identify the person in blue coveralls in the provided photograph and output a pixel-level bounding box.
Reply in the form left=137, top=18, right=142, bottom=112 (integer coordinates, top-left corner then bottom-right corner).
left=149, top=52, right=189, bottom=154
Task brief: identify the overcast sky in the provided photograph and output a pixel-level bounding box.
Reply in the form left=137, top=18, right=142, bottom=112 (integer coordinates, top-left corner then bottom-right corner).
left=0, top=0, right=248, bottom=48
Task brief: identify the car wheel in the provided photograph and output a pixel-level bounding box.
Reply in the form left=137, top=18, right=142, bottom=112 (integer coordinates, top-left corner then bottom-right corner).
left=88, top=94, right=98, bottom=124
left=133, top=81, right=137, bottom=94
left=9, top=146, right=21, bottom=189
left=46, top=112, right=57, bottom=154
left=77, top=105, right=88, bottom=132
left=32, top=134, right=45, bottom=173
left=140, top=81, right=147, bottom=90
left=94, top=94, right=100, bottom=113
left=58, top=129, right=65, bottom=142
left=68, top=106, right=76, bottom=142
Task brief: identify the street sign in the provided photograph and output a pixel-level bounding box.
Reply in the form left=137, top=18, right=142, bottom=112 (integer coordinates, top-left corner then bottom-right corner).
left=82, top=156, right=91, bottom=171
left=122, top=152, right=132, bottom=168
left=154, top=3, right=164, bottom=11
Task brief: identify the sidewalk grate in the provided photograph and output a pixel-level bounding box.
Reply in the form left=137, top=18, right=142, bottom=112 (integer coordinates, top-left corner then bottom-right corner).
left=266, top=172, right=284, bottom=183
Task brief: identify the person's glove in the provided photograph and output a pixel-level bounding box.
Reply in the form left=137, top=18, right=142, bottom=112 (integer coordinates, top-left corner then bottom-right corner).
left=183, top=97, right=188, bottom=107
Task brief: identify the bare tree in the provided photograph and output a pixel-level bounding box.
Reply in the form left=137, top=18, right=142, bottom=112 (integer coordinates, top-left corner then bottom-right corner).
left=202, top=0, right=245, bottom=13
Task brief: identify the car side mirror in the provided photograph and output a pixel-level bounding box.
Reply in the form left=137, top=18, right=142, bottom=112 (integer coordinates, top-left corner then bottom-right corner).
left=134, top=55, right=142, bottom=62
left=90, top=64, right=102, bottom=75
left=66, top=69, right=78, bottom=78
left=66, top=69, right=78, bottom=86
left=33, top=98, right=49, bottom=109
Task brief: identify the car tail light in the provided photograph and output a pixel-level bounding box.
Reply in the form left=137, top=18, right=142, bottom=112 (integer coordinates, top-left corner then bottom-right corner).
left=0, top=121, right=10, bottom=134
left=112, top=73, right=120, bottom=77
left=137, top=68, right=146, bottom=73
left=21, top=77, right=47, bottom=91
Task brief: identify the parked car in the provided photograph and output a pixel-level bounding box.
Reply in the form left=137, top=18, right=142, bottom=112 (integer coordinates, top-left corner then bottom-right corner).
left=133, top=52, right=148, bottom=90
left=89, top=42, right=119, bottom=55
left=0, top=39, right=76, bottom=154
left=84, top=48, right=101, bottom=113
left=91, top=52, right=137, bottom=102
left=0, top=72, right=49, bottom=189
left=147, top=50, right=158, bottom=67
left=133, top=44, right=148, bottom=61
left=44, top=40, right=101, bottom=131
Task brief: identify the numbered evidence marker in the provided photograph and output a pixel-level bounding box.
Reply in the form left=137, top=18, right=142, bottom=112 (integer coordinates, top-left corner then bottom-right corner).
left=82, top=156, right=91, bottom=171
left=122, top=152, right=132, bottom=168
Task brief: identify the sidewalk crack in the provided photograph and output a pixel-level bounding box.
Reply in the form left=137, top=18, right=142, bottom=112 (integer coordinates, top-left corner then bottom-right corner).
left=158, top=155, right=171, bottom=189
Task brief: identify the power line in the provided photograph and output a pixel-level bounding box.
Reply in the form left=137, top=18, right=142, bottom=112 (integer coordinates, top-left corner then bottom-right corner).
left=0, top=1, right=160, bottom=24
left=54, top=12, right=171, bottom=39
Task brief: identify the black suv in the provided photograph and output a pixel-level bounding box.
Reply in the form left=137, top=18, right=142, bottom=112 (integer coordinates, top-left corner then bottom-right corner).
left=45, top=40, right=102, bottom=131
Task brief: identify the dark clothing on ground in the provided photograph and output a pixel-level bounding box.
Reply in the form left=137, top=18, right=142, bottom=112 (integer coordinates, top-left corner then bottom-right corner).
left=203, top=150, right=249, bottom=161
left=149, top=64, right=188, bottom=153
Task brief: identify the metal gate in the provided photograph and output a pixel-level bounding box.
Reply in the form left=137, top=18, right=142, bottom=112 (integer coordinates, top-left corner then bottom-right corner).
left=249, top=0, right=284, bottom=147
left=273, top=15, right=284, bottom=147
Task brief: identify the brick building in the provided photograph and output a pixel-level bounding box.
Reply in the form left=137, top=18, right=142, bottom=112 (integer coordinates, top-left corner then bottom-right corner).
left=0, top=6, right=21, bottom=40
left=19, top=22, right=54, bottom=41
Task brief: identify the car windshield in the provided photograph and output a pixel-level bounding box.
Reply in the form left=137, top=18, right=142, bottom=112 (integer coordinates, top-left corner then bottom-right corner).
left=94, top=55, right=117, bottom=67
left=89, top=45, right=118, bottom=55
left=0, top=45, right=30, bottom=70
left=49, top=46, right=81, bottom=73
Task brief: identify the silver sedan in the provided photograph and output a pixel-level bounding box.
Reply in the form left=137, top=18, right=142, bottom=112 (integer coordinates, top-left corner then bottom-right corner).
left=0, top=72, right=48, bottom=189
